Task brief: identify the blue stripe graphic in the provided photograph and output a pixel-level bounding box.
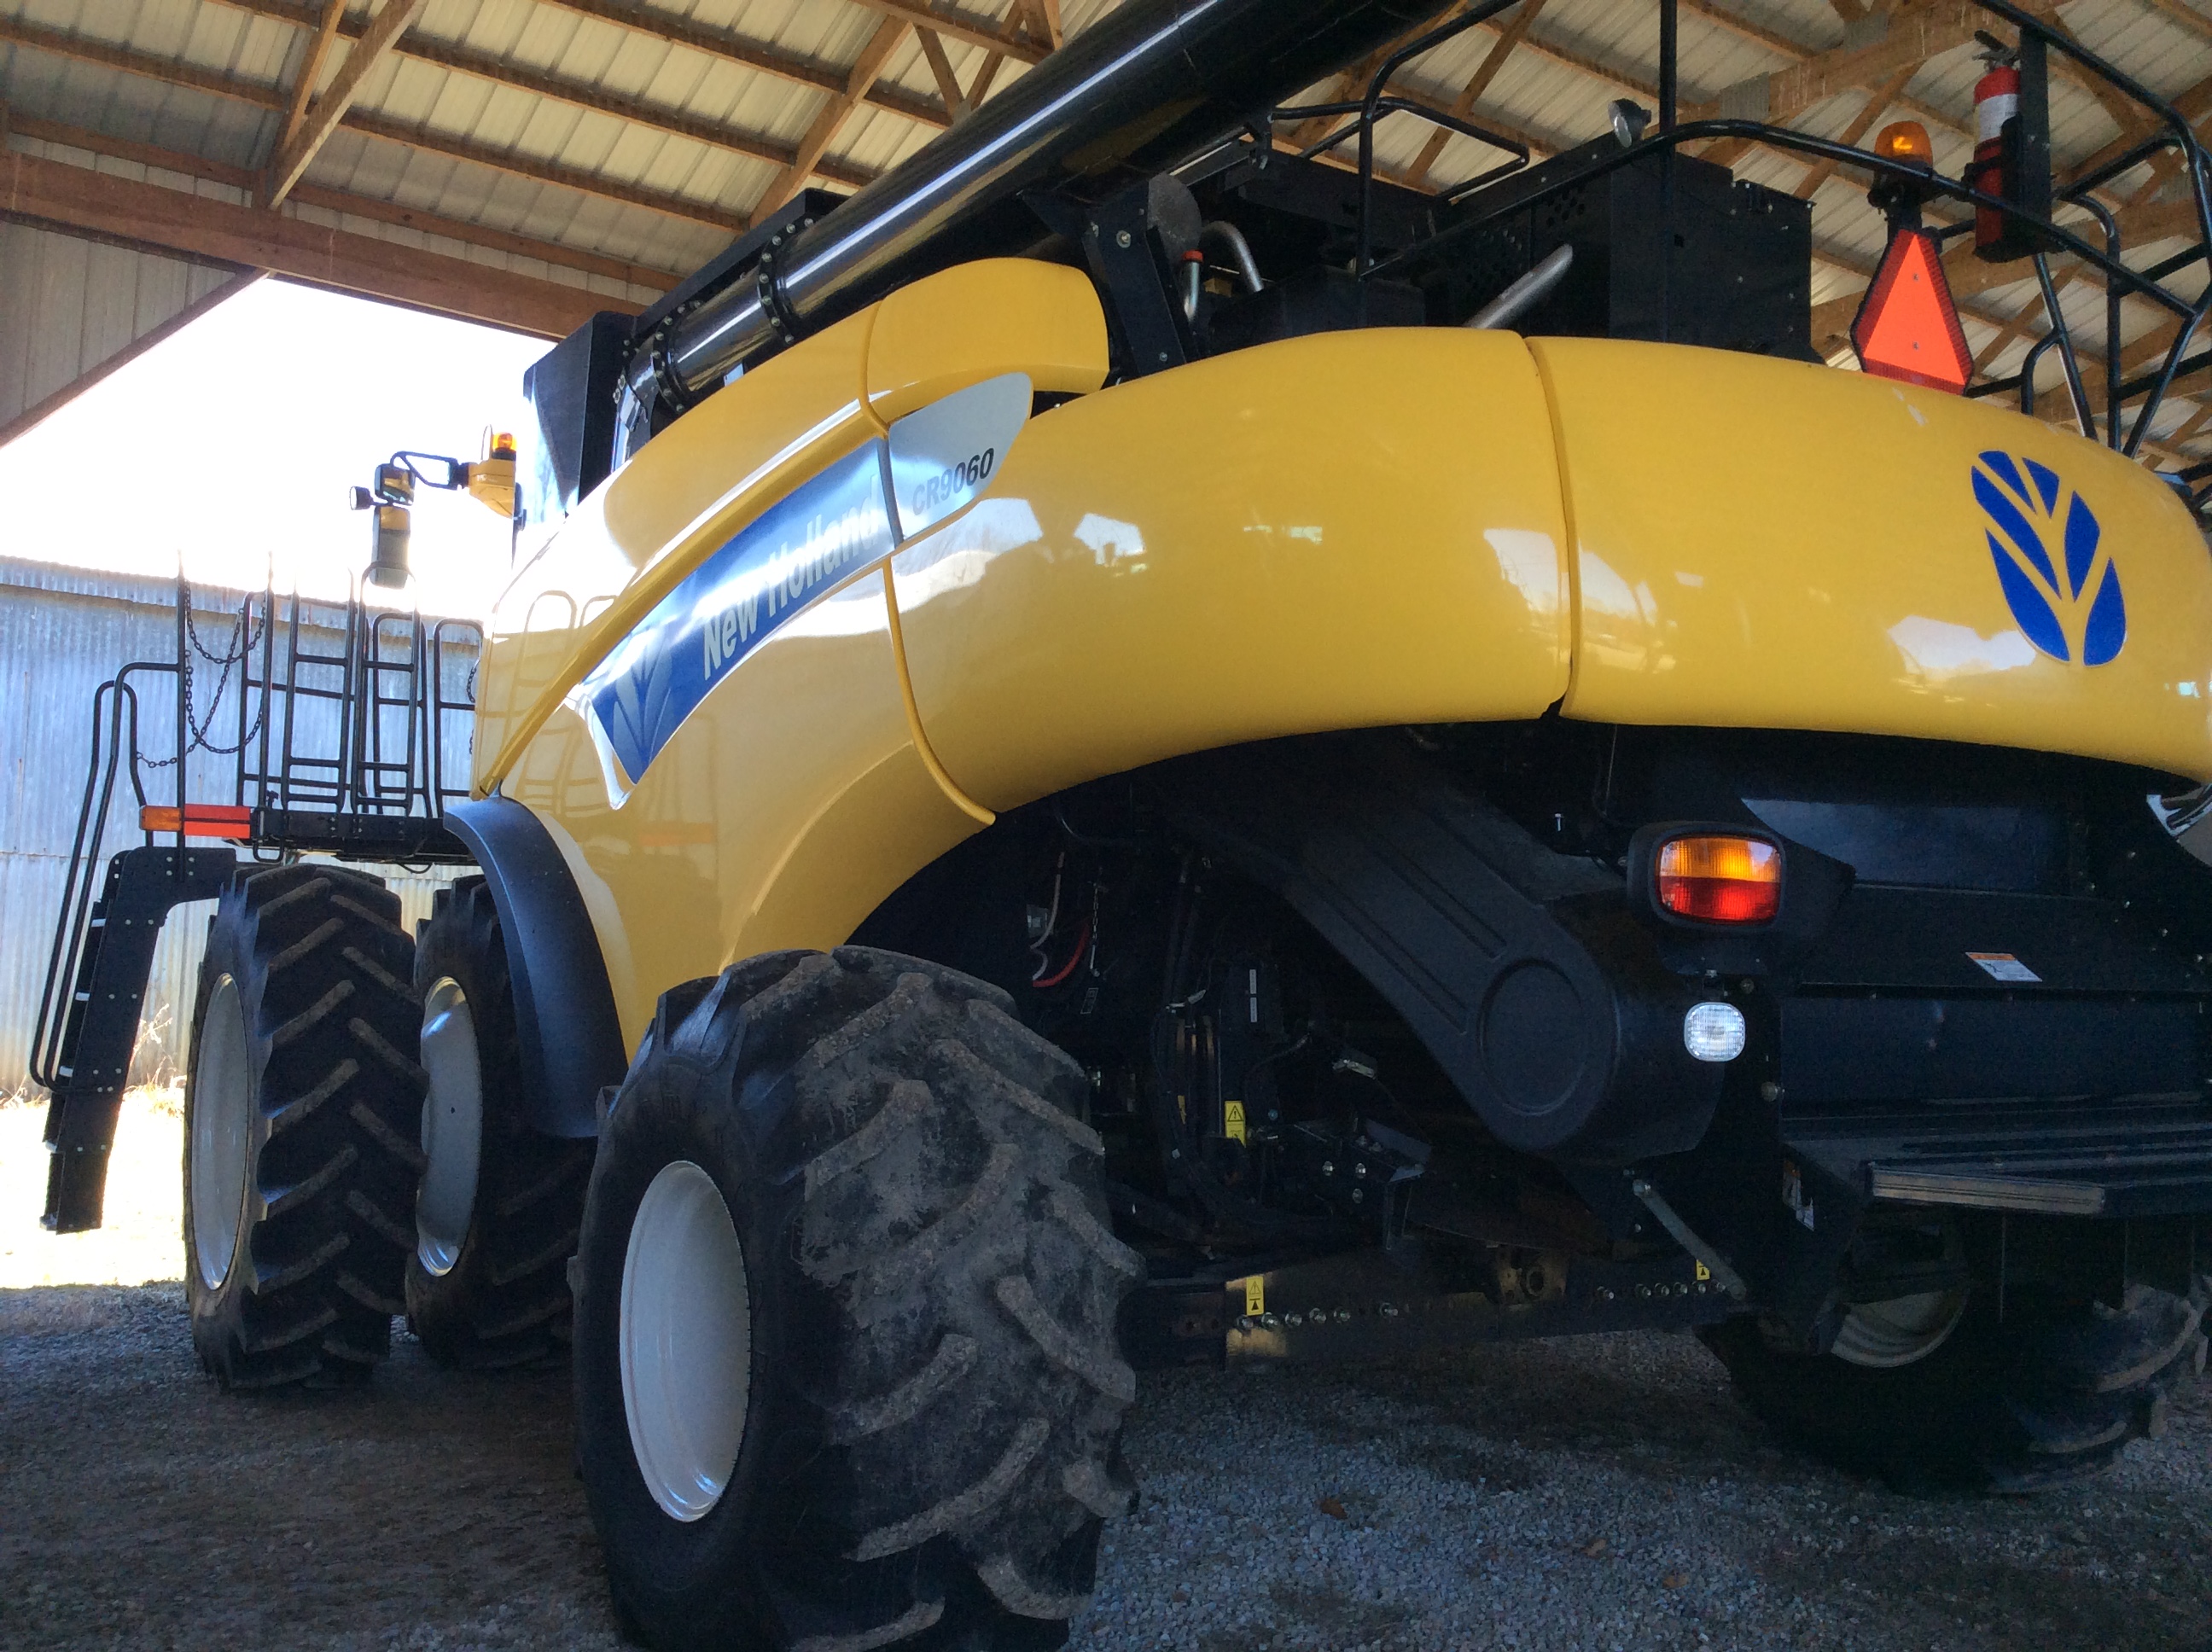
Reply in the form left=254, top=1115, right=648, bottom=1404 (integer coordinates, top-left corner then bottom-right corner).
left=579, top=441, right=895, bottom=788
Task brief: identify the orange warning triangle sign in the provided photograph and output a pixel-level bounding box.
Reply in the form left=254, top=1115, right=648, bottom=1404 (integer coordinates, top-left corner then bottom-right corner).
left=1851, top=226, right=1973, bottom=393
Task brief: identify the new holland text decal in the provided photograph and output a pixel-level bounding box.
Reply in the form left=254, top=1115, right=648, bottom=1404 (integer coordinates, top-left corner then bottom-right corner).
left=1971, top=449, right=2125, bottom=666
left=576, top=441, right=895, bottom=790
left=571, top=373, right=1036, bottom=800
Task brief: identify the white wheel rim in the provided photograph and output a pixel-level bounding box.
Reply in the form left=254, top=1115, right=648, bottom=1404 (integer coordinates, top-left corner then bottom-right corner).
left=189, top=974, right=253, bottom=1290
left=620, top=1160, right=752, bottom=1521
left=416, top=977, right=484, bottom=1277
left=1831, top=1288, right=1969, bottom=1369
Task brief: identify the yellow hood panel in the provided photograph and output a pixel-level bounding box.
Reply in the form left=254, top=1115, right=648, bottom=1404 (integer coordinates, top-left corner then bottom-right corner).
left=1533, top=338, right=2212, bottom=782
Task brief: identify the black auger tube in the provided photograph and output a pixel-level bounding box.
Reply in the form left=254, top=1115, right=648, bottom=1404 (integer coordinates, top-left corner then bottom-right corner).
left=642, top=0, right=1456, bottom=405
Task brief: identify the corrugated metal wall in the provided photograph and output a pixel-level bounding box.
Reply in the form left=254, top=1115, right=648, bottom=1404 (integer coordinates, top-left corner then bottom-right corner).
left=0, top=221, right=242, bottom=437
left=0, top=554, right=476, bottom=1092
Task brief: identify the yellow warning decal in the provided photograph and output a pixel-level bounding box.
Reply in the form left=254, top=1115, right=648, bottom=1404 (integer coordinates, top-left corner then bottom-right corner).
left=1244, top=1275, right=1266, bottom=1317
left=1225, top=1100, right=1248, bottom=1144
left=1694, top=1260, right=1711, bottom=1283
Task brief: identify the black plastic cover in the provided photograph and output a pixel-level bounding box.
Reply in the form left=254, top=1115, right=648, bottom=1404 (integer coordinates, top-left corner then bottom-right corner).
left=1425, top=137, right=1815, bottom=358
left=519, top=311, right=632, bottom=540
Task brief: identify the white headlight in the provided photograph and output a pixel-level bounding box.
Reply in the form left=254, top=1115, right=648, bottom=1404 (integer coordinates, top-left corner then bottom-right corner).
left=1683, top=1001, right=1746, bottom=1063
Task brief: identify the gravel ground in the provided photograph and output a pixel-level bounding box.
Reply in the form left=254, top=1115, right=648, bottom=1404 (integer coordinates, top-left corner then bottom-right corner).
left=3, top=1102, right=2208, bottom=1652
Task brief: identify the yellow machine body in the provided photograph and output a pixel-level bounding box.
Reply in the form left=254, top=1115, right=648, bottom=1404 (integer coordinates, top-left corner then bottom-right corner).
left=478, top=259, right=2212, bottom=1050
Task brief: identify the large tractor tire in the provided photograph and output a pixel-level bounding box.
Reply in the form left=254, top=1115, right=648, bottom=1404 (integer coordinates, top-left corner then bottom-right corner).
left=183, top=863, right=426, bottom=1388
left=1706, top=1277, right=2207, bottom=1490
left=405, top=877, right=593, bottom=1370
left=573, top=947, right=1144, bottom=1652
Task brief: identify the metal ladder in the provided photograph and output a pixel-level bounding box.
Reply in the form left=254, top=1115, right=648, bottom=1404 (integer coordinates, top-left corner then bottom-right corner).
left=29, top=572, right=480, bottom=1231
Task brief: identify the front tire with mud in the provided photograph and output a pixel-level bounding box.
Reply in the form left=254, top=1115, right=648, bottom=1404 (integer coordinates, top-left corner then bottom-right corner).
left=183, top=864, right=426, bottom=1388
left=574, top=947, right=1144, bottom=1651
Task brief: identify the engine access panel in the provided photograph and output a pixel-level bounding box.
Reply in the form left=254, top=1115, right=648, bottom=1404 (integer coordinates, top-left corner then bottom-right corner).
left=1423, top=137, right=1816, bottom=360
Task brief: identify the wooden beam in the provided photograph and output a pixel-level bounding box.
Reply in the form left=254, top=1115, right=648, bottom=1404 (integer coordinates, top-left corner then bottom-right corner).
left=754, top=16, right=911, bottom=216
left=1753, top=4, right=1981, bottom=125
left=1680, top=0, right=1820, bottom=58
left=966, top=47, right=1007, bottom=107
left=345, top=15, right=878, bottom=187
left=0, top=14, right=751, bottom=231
left=0, top=270, right=264, bottom=450
left=2164, top=398, right=2212, bottom=447
left=1404, top=0, right=1547, bottom=189
left=2033, top=8, right=2143, bottom=138
left=2, top=148, right=630, bottom=336
left=274, top=0, right=347, bottom=159
left=346, top=108, right=754, bottom=230
left=2064, top=70, right=2212, bottom=189
left=265, top=0, right=429, bottom=207
left=210, top=0, right=946, bottom=158
left=965, top=0, right=1052, bottom=124
left=7, top=112, right=681, bottom=290
left=1793, top=63, right=1915, bottom=199
left=527, top=0, right=946, bottom=125
left=1688, top=3, right=1984, bottom=169
left=916, top=28, right=969, bottom=122
left=2136, top=0, right=2212, bottom=45
left=286, top=183, right=679, bottom=290
left=842, top=0, right=1042, bottom=61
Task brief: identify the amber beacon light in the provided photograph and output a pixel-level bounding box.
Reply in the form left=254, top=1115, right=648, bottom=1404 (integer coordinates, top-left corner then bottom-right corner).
left=1655, top=835, right=1782, bottom=924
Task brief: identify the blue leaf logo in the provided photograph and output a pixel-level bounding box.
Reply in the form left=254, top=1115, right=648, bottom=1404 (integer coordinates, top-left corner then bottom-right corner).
left=1971, top=450, right=2125, bottom=666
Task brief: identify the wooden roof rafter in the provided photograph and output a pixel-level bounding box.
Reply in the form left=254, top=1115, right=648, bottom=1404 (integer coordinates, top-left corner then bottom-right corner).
left=203, top=0, right=912, bottom=182
left=264, top=0, right=428, bottom=207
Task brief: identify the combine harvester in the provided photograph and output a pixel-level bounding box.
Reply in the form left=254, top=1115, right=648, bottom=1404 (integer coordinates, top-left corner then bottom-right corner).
left=28, top=1, right=2212, bottom=1645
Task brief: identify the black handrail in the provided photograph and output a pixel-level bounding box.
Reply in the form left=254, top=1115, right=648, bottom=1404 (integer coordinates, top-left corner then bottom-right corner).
left=29, top=572, right=487, bottom=1087
left=1296, top=0, right=2212, bottom=477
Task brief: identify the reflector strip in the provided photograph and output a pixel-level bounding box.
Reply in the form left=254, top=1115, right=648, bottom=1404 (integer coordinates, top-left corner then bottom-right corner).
left=1851, top=226, right=1974, bottom=394
left=141, top=804, right=253, bottom=838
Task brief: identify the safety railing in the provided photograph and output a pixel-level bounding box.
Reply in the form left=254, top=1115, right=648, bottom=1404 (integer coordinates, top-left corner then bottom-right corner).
left=1280, top=0, right=2212, bottom=487
left=27, top=572, right=480, bottom=1092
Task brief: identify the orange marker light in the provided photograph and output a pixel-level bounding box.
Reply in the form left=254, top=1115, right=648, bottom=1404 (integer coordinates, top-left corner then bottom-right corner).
left=1872, top=120, right=1934, bottom=166
left=1850, top=226, right=1974, bottom=394
left=140, top=804, right=253, bottom=839
left=1656, top=835, right=1782, bottom=925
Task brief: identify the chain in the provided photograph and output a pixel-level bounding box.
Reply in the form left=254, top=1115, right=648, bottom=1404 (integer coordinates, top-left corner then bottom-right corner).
left=186, top=594, right=261, bottom=667
left=142, top=588, right=266, bottom=771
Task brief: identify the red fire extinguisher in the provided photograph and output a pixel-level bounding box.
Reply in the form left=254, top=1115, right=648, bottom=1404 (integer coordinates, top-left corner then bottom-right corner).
left=1967, top=32, right=2050, bottom=262
left=1970, top=57, right=2019, bottom=256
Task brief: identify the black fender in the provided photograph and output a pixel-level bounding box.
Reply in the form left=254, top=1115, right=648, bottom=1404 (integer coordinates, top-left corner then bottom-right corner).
left=1146, top=734, right=1723, bottom=1164
left=445, top=796, right=627, bottom=1138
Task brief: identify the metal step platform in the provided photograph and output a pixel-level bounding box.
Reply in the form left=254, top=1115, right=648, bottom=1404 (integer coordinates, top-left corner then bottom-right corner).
left=1784, top=1095, right=2212, bottom=1219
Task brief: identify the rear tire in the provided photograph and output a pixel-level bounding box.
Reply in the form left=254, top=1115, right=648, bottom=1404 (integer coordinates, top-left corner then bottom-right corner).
left=405, top=877, right=593, bottom=1370
left=574, top=947, right=1143, bottom=1651
left=183, top=863, right=425, bottom=1388
left=1707, top=1279, right=2207, bottom=1489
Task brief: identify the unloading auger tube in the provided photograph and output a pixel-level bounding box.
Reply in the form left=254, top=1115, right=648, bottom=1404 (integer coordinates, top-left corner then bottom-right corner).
left=620, top=0, right=1458, bottom=422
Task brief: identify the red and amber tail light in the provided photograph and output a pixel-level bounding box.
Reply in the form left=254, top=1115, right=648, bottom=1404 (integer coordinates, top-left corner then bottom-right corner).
left=1654, top=835, right=1782, bottom=925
